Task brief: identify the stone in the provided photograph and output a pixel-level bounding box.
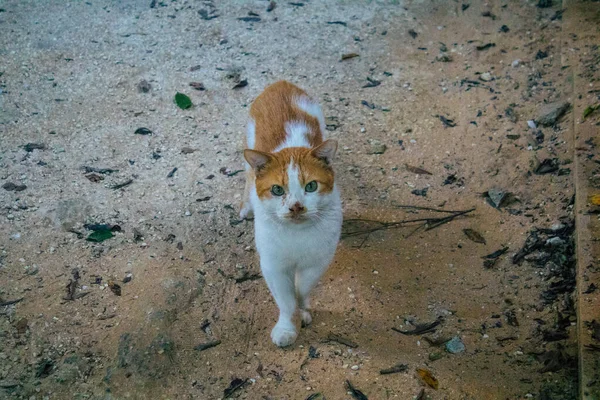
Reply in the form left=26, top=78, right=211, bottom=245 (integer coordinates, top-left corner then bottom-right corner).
left=445, top=336, right=466, bottom=354
left=535, top=101, right=570, bottom=126
left=545, top=237, right=566, bottom=248
left=480, top=72, right=492, bottom=81
left=2, top=182, right=27, bottom=192
left=137, top=80, right=152, bottom=93
left=368, top=141, right=387, bottom=154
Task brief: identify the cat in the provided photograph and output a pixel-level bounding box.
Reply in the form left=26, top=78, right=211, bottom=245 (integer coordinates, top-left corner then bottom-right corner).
left=241, top=81, right=343, bottom=347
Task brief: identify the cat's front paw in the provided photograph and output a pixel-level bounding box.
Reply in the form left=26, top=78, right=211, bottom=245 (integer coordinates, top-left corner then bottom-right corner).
left=271, top=323, right=297, bottom=347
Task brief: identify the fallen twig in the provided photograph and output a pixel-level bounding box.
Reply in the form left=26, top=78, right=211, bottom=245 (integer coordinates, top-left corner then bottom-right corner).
left=321, top=333, right=358, bottom=348
left=0, top=297, right=24, bottom=307
left=346, top=380, right=368, bottom=400
left=111, top=179, right=133, bottom=190
left=380, top=363, right=408, bottom=375
left=393, top=205, right=465, bottom=213
left=194, top=340, right=222, bottom=351
left=235, top=272, right=262, bottom=284
left=342, top=208, right=475, bottom=238
left=392, top=317, right=443, bottom=335
left=223, top=378, right=248, bottom=399
left=585, top=344, right=600, bottom=352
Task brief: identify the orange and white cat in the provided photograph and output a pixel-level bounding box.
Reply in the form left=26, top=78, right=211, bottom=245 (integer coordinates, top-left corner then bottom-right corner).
left=241, top=81, right=342, bottom=347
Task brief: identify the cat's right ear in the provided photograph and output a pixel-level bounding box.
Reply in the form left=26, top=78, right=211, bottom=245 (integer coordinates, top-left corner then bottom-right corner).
left=244, top=149, right=272, bottom=171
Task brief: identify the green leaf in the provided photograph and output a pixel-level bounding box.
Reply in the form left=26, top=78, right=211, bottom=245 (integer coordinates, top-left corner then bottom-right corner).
left=175, top=92, right=192, bottom=109
left=86, top=230, right=114, bottom=242
left=583, top=104, right=599, bottom=119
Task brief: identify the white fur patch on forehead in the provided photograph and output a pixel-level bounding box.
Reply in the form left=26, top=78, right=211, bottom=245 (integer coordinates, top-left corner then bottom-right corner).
left=295, top=95, right=326, bottom=137
left=286, top=161, right=303, bottom=200
left=275, top=121, right=311, bottom=151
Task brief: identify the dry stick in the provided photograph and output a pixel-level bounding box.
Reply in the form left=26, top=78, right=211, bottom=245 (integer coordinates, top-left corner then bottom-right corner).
left=0, top=298, right=24, bottom=307
left=194, top=340, right=222, bottom=351
left=424, top=208, right=475, bottom=230
left=393, top=205, right=469, bottom=213
left=342, top=208, right=475, bottom=238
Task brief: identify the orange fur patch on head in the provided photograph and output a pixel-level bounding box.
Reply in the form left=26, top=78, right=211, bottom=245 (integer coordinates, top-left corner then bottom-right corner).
left=254, top=147, right=335, bottom=200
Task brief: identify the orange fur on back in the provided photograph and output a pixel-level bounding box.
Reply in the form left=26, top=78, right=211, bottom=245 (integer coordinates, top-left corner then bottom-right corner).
left=248, top=81, right=323, bottom=152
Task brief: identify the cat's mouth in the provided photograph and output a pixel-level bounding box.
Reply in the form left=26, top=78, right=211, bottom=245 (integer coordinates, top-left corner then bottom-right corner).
left=284, top=213, right=309, bottom=223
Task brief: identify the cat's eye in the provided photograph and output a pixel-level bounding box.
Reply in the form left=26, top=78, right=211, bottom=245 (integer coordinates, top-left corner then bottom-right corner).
left=305, top=181, right=318, bottom=193
left=271, top=185, right=285, bottom=196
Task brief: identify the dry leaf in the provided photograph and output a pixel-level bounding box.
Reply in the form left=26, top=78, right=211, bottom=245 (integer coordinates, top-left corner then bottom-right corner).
left=416, top=368, right=439, bottom=389
left=181, top=147, right=197, bottom=154
left=85, top=173, right=104, bottom=182
left=189, top=82, right=205, bottom=91
left=405, top=164, right=432, bottom=175
left=589, top=194, right=600, bottom=206
left=345, top=380, right=368, bottom=400
left=463, top=228, right=486, bottom=244
left=108, top=280, right=122, bottom=296
left=341, top=53, right=359, bottom=60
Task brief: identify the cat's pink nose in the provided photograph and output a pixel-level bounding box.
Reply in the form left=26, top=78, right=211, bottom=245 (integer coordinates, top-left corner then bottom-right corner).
left=289, top=202, right=305, bottom=214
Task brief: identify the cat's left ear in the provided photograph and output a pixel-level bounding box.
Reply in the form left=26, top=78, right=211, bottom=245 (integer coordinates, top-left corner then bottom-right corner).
left=310, top=139, right=338, bottom=165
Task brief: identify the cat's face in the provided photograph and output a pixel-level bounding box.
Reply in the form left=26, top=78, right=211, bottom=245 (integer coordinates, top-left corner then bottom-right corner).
left=245, top=140, right=337, bottom=225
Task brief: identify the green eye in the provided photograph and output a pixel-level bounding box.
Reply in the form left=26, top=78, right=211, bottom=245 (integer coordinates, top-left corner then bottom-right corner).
left=305, top=181, right=318, bottom=193
left=271, top=185, right=285, bottom=196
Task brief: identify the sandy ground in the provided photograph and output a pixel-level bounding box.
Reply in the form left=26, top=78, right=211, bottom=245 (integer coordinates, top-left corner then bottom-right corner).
left=0, top=0, right=590, bottom=399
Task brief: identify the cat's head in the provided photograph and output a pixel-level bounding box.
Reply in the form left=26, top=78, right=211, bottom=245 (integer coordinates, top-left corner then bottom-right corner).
left=244, top=140, right=338, bottom=224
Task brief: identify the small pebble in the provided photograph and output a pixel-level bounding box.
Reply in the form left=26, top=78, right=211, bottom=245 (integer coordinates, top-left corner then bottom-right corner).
left=546, top=237, right=565, bottom=247
left=351, top=365, right=359, bottom=370
left=480, top=72, right=492, bottom=81
left=527, top=120, right=537, bottom=129
left=368, top=141, right=387, bottom=155
left=445, top=336, right=466, bottom=354
left=512, top=59, right=521, bottom=67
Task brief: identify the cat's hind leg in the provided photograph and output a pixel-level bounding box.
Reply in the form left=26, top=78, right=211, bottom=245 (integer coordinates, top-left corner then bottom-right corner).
left=295, top=265, right=328, bottom=328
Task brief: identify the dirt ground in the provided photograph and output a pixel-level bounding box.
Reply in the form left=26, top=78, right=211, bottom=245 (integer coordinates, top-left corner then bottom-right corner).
left=1, top=0, right=594, bottom=399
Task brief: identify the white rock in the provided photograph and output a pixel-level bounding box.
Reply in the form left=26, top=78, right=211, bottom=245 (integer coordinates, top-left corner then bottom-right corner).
left=480, top=72, right=492, bottom=81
